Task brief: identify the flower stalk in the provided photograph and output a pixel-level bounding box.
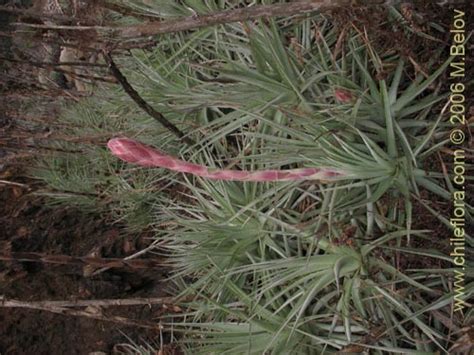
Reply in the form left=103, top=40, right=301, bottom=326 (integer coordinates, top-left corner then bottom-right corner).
left=108, top=138, right=346, bottom=182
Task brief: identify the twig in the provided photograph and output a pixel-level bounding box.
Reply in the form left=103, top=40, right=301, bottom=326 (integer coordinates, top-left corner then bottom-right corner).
left=11, top=22, right=100, bottom=31
left=119, top=0, right=346, bottom=38
left=102, top=51, right=195, bottom=146
left=1, top=296, right=176, bottom=308
left=0, top=297, right=161, bottom=330
left=0, top=180, right=29, bottom=188
left=90, top=241, right=160, bottom=276
left=0, top=252, right=167, bottom=270
left=13, top=1, right=351, bottom=38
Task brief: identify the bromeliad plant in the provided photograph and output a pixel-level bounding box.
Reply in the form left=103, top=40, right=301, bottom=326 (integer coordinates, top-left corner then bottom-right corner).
left=150, top=173, right=469, bottom=354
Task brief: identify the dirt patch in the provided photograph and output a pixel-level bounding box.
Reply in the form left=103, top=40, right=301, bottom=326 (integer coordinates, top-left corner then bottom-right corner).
left=0, top=167, right=171, bottom=355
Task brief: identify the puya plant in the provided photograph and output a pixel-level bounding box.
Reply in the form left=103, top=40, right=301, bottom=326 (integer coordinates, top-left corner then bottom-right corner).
left=108, top=18, right=472, bottom=237
left=143, top=164, right=469, bottom=354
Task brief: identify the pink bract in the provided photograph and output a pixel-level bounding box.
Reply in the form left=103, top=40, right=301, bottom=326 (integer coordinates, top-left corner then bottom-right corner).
left=334, top=89, right=354, bottom=103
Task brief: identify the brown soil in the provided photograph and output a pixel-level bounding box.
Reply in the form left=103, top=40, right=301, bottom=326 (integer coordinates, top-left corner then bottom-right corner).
left=0, top=167, right=172, bottom=355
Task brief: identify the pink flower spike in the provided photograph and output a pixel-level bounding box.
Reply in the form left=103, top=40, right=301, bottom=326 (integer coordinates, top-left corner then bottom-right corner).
left=107, top=137, right=346, bottom=183
left=334, top=88, right=354, bottom=103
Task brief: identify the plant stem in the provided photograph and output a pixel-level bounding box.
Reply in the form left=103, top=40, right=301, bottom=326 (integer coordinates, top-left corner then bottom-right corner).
left=116, top=0, right=348, bottom=38
left=0, top=297, right=161, bottom=330
left=1, top=296, right=176, bottom=308
left=0, top=252, right=166, bottom=270
left=12, top=1, right=351, bottom=38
